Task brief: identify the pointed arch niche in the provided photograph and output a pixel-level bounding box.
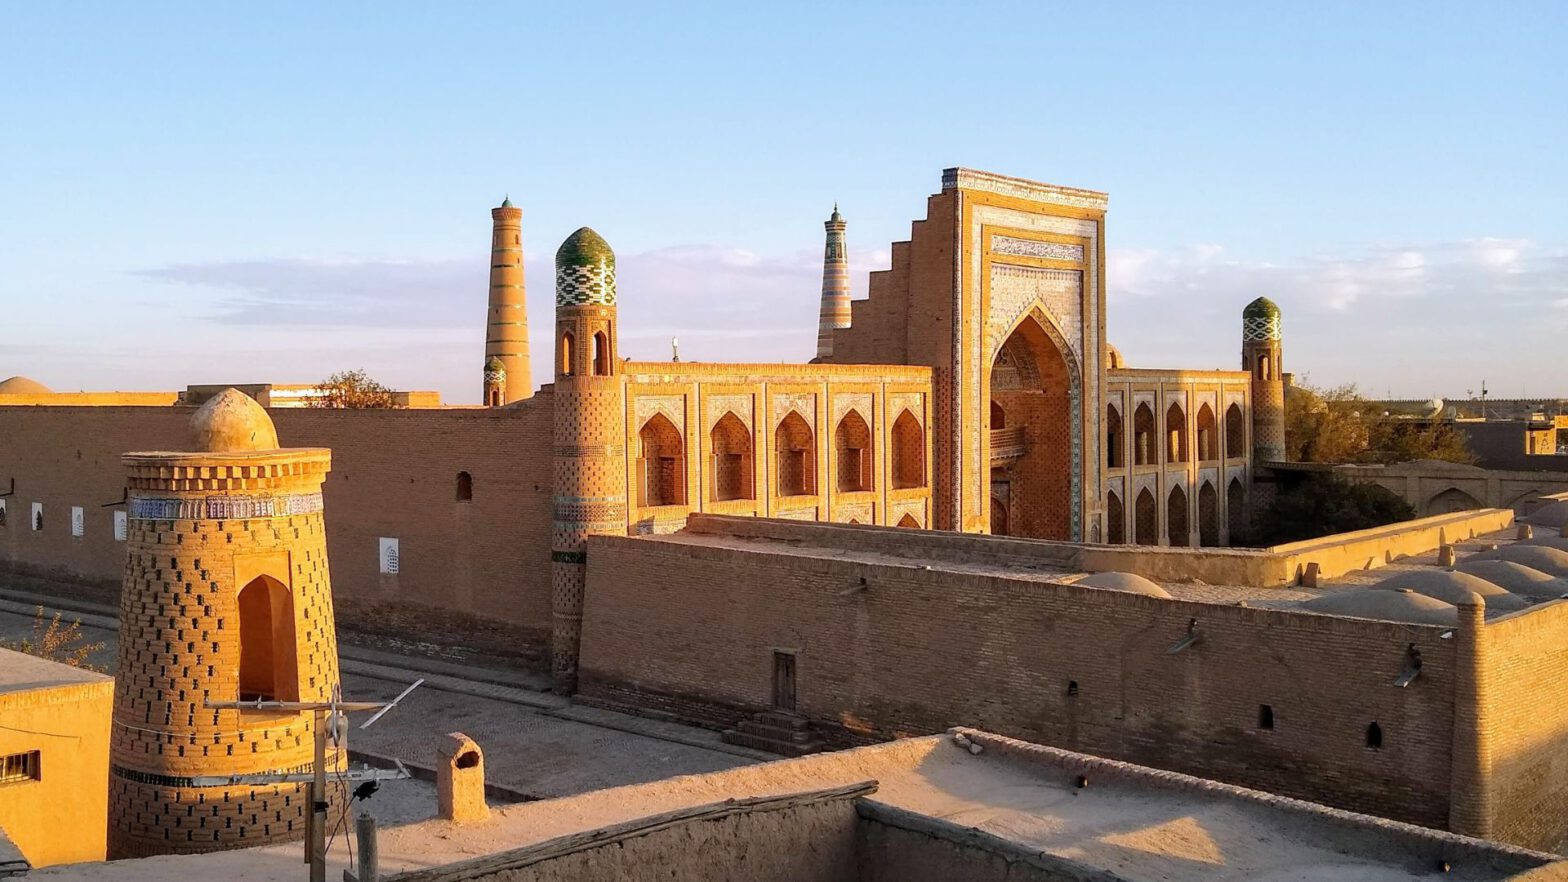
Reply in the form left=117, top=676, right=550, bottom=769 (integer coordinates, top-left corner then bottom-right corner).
left=237, top=575, right=298, bottom=703
left=986, top=308, right=1080, bottom=540
left=710, top=412, right=754, bottom=502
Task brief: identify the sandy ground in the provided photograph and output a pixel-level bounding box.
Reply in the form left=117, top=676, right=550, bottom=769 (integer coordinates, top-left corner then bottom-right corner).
left=35, top=734, right=1547, bottom=881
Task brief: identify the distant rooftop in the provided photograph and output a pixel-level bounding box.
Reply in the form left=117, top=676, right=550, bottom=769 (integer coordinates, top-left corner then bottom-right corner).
left=0, top=648, right=109, bottom=695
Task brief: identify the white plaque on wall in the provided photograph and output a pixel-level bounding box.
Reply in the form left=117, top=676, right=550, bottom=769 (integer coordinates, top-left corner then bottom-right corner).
left=70, top=506, right=84, bottom=537
left=113, top=510, right=128, bottom=542
left=31, top=503, right=43, bottom=531
left=378, top=537, right=400, bottom=574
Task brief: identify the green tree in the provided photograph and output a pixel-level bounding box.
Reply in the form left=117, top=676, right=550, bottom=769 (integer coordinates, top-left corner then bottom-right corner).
left=1237, top=474, right=1416, bottom=546
left=309, top=369, right=396, bottom=409
left=3, top=607, right=105, bottom=671
left=1285, top=381, right=1474, bottom=465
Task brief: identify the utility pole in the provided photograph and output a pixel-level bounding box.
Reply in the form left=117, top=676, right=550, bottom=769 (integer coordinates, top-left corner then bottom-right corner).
left=204, top=679, right=423, bottom=882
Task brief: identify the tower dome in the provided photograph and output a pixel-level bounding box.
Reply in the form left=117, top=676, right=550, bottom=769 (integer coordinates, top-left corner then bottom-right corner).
left=1243, top=296, right=1281, bottom=319
left=555, top=227, right=617, bottom=307
left=189, top=388, right=279, bottom=452
left=0, top=375, right=53, bottom=395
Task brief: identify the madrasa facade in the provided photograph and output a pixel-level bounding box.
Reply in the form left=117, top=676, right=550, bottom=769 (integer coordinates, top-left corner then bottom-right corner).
left=0, top=168, right=1272, bottom=690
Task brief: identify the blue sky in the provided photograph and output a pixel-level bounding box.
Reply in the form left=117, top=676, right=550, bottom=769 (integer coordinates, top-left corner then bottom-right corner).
left=2, top=2, right=1564, bottom=402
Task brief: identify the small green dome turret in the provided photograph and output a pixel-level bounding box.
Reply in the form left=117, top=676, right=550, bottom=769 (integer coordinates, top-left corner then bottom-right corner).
left=484, top=355, right=506, bottom=377
left=555, top=227, right=616, bottom=307
left=1243, top=297, right=1280, bottom=320
left=1242, top=297, right=1282, bottom=342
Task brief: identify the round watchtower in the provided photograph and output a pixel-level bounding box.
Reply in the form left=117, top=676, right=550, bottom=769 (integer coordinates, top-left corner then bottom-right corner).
left=550, top=228, right=627, bottom=694
left=1242, top=297, right=1286, bottom=462
left=109, top=389, right=341, bottom=857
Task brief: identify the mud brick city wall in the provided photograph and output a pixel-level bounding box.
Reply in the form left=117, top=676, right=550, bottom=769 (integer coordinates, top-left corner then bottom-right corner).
left=1479, top=600, right=1568, bottom=851
left=0, top=403, right=555, bottom=637
left=578, top=525, right=1460, bottom=829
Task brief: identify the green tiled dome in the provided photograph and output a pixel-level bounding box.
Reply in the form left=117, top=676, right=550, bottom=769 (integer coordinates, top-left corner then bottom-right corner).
left=1243, top=297, right=1281, bottom=320
left=555, top=228, right=616, bottom=307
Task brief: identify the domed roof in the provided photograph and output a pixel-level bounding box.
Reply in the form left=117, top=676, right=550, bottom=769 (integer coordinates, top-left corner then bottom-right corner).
left=1454, top=560, right=1568, bottom=600
left=1370, top=569, right=1527, bottom=612
left=556, top=227, right=615, bottom=270
left=189, top=388, right=279, bottom=453
left=484, top=355, right=506, bottom=371
left=0, top=376, right=53, bottom=394
left=1298, top=589, right=1458, bottom=625
left=1104, top=344, right=1124, bottom=370
left=1524, top=501, right=1568, bottom=530
left=828, top=203, right=844, bottom=224
left=1519, top=536, right=1568, bottom=553
left=1243, top=297, right=1281, bottom=319
left=555, top=227, right=617, bottom=308
left=1469, top=545, right=1568, bottom=578
left=1074, top=572, right=1173, bottom=598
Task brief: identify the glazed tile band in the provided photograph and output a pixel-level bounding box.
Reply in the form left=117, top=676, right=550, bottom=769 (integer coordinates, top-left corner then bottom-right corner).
left=128, top=493, right=324, bottom=521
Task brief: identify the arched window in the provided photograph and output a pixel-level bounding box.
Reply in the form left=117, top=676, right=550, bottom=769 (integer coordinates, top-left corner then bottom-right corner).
left=593, top=332, right=610, bottom=376
left=560, top=332, right=575, bottom=376
left=1198, top=481, right=1218, bottom=546
left=710, top=412, right=754, bottom=502
left=834, top=410, right=873, bottom=493
left=990, top=401, right=1006, bottom=430
left=891, top=410, right=924, bottom=489
left=1258, top=705, right=1275, bottom=729
left=897, top=513, right=919, bottom=529
left=1134, top=488, right=1157, bottom=545
left=1225, top=403, right=1245, bottom=458
left=237, top=576, right=298, bottom=702
left=456, top=471, right=473, bottom=502
left=775, top=412, right=816, bottom=497
left=1133, top=404, right=1155, bottom=466
left=1106, top=491, right=1125, bottom=544
left=1196, top=404, right=1217, bottom=461
left=1227, top=478, right=1246, bottom=538
left=1366, top=722, right=1383, bottom=749
left=1105, top=405, right=1123, bottom=469
left=1257, top=353, right=1271, bottom=381
left=1167, top=484, right=1190, bottom=547
left=637, top=413, right=686, bottom=507
left=487, top=389, right=501, bottom=407
left=1166, top=403, right=1188, bottom=463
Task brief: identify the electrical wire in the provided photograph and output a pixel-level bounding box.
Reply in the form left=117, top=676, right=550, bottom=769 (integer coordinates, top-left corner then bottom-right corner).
left=0, top=723, right=80, bottom=739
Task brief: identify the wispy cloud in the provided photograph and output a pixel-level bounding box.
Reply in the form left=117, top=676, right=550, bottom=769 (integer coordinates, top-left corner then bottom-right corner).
left=125, top=237, right=1567, bottom=402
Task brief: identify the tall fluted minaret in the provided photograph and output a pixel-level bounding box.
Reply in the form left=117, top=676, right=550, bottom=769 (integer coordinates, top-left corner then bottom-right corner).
left=1243, top=297, right=1286, bottom=462
left=483, top=197, right=531, bottom=405
left=815, top=204, right=851, bottom=360
left=550, top=227, right=625, bottom=694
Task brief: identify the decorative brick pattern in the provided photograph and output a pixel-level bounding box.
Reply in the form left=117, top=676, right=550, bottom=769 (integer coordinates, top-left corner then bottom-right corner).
left=109, top=446, right=342, bottom=858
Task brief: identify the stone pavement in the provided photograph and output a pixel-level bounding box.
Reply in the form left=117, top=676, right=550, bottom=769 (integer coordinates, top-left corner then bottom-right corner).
left=0, top=584, right=765, bottom=801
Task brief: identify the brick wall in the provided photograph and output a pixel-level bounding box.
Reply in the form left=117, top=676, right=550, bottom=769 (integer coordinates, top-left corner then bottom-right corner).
left=0, top=403, right=555, bottom=639
left=1480, top=600, right=1568, bottom=850
left=578, top=523, right=1461, bottom=829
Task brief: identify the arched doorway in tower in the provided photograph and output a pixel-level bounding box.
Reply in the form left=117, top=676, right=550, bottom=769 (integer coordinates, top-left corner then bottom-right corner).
left=237, top=575, right=298, bottom=702
left=988, top=312, right=1074, bottom=540
left=1168, top=485, right=1190, bottom=547
left=1198, top=481, right=1219, bottom=546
